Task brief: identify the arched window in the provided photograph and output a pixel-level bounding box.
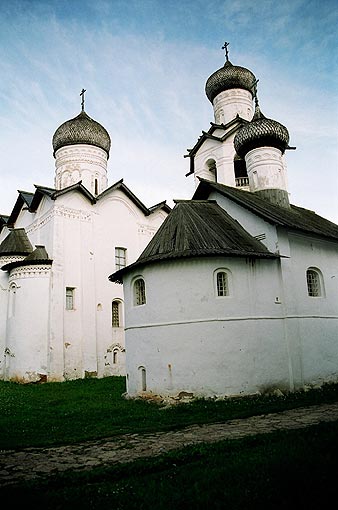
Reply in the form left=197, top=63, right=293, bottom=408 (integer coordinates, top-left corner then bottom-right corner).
left=113, top=349, right=118, bottom=364
left=112, top=300, right=120, bottom=327
left=134, top=278, right=146, bottom=306
left=138, top=366, right=147, bottom=391
left=8, top=283, right=17, bottom=318
left=214, top=269, right=232, bottom=297
left=306, top=268, right=323, bottom=297
left=206, top=158, right=217, bottom=182
left=234, top=155, right=248, bottom=188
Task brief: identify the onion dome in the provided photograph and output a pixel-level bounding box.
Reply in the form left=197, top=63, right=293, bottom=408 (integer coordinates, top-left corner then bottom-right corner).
left=52, top=110, right=111, bottom=158
left=205, top=60, right=256, bottom=103
left=234, top=104, right=289, bottom=158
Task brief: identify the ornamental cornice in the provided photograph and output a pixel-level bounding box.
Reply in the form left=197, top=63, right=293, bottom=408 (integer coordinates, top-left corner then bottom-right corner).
left=54, top=205, right=92, bottom=222
left=26, top=210, right=54, bottom=234
left=26, top=205, right=92, bottom=234
left=56, top=145, right=107, bottom=159
left=0, top=255, right=25, bottom=268
left=137, top=223, right=157, bottom=236
left=9, top=264, right=51, bottom=281
left=56, top=156, right=107, bottom=168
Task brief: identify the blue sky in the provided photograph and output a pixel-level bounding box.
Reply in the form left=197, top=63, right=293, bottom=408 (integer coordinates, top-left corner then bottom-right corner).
left=0, top=0, right=337, bottom=221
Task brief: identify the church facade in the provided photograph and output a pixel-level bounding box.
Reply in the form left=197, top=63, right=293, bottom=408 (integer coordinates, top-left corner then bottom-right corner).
left=0, top=103, right=169, bottom=382
left=111, top=47, right=338, bottom=398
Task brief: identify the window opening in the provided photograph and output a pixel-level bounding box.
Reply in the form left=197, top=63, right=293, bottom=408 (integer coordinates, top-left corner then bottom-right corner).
left=115, top=247, right=127, bottom=270
left=112, top=300, right=120, bottom=327
left=8, top=283, right=17, bottom=318
left=139, top=366, right=147, bottom=391
left=217, top=272, right=229, bottom=296
left=94, top=178, right=98, bottom=195
left=234, top=155, right=248, bottom=187
left=113, top=349, right=118, bottom=364
left=66, top=287, right=75, bottom=310
left=206, top=159, right=217, bottom=182
left=306, top=269, right=321, bottom=297
left=134, top=278, right=146, bottom=306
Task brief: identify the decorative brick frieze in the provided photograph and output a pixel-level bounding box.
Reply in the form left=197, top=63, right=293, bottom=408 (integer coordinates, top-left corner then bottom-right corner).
left=9, top=264, right=51, bottom=281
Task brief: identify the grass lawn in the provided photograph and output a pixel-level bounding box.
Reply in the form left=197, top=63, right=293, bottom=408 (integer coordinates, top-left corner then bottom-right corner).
left=1, top=377, right=338, bottom=508
left=1, top=376, right=338, bottom=450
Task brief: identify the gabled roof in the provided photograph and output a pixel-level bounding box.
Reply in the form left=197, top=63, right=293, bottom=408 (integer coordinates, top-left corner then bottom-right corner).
left=110, top=200, right=277, bottom=283
left=33, top=182, right=96, bottom=206
left=98, top=179, right=171, bottom=215
left=1, top=245, right=52, bottom=272
left=184, top=116, right=248, bottom=176
left=6, top=180, right=170, bottom=229
left=193, top=179, right=338, bottom=241
left=7, top=182, right=96, bottom=224
left=0, top=215, right=9, bottom=232
left=6, top=191, right=35, bottom=227
left=0, top=228, right=33, bottom=256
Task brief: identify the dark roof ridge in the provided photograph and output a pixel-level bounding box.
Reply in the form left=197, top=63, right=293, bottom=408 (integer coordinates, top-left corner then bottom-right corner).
left=194, top=179, right=338, bottom=241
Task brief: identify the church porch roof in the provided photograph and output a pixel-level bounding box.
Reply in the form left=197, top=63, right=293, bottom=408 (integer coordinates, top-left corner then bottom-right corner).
left=110, top=199, right=277, bottom=283
left=1, top=245, right=52, bottom=272
left=0, top=228, right=33, bottom=256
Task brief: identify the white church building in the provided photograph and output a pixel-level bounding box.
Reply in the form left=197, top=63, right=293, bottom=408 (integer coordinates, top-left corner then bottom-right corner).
left=0, top=98, right=169, bottom=382
left=110, top=46, right=338, bottom=398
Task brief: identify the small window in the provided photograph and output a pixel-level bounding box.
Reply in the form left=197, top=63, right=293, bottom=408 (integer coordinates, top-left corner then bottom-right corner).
left=94, top=178, right=98, bottom=195
left=115, top=247, right=127, bottom=270
left=113, top=349, right=118, bottom=364
left=66, top=287, right=75, bottom=310
left=138, top=366, right=147, bottom=391
left=217, top=271, right=229, bottom=296
left=206, top=158, right=217, bottom=182
left=306, top=268, right=322, bottom=297
left=8, top=283, right=17, bottom=318
left=112, top=300, right=120, bottom=327
left=134, top=278, right=146, bottom=306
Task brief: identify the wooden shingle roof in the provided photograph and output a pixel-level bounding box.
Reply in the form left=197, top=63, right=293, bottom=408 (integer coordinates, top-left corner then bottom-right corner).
left=0, top=228, right=33, bottom=256
left=193, top=179, right=338, bottom=241
left=1, top=245, right=52, bottom=272
left=110, top=200, right=277, bottom=283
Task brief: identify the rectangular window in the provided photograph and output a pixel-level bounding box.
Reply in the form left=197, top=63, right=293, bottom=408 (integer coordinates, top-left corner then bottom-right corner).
left=66, top=287, right=75, bottom=310
left=115, top=247, right=127, bottom=270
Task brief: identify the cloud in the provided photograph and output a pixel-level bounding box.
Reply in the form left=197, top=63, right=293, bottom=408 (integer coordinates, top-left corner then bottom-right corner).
left=0, top=0, right=336, bottom=223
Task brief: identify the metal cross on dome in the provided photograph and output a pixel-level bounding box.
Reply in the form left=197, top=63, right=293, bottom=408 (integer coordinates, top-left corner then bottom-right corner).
left=222, top=42, right=229, bottom=61
left=80, top=88, right=86, bottom=112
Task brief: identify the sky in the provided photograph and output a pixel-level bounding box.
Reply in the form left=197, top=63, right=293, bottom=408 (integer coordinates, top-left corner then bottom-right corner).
left=0, top=0, right=337, bottom=222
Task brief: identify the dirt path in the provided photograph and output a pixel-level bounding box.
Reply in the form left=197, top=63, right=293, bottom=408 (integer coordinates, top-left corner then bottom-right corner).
left=1, top=401, right=338, bottom=487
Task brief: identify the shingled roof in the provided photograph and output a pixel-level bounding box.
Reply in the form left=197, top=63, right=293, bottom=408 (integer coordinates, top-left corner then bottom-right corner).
left=193, top=179, right=338, bottom=241
left=1, top=245, right=52, bottom=272
left=0, top=228, right=33, bottom=256
left=110, top=200, right=277, bottom=283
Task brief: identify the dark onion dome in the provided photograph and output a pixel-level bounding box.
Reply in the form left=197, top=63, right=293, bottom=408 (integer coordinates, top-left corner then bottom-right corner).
left=52, top=110, right=111, bottom=158
left=234, top=105, right=289, bottom=158
left=205, top=60, right=257, bottom=103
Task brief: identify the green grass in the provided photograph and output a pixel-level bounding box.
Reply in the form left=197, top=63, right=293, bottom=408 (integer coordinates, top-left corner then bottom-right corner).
left=1, top=376, right=338, bottom=450
left=3, top=421, right=338, bottom=509
left=2, top=377, right=338, bottom=508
